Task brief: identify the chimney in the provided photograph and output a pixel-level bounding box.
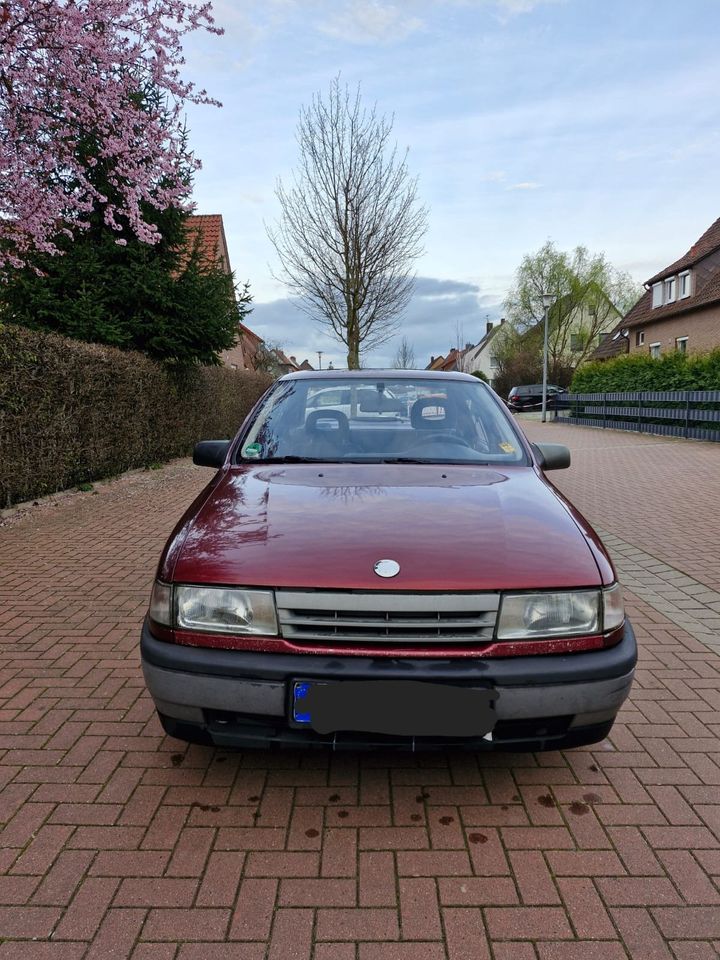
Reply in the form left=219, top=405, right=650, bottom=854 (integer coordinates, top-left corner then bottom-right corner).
left=486, top=321, right=493, bottom=334
left=465, top=342, right=472, bottom=350
left=500, top=317, right=506, bottom=325
left=290, top=355, right=297, bottom=363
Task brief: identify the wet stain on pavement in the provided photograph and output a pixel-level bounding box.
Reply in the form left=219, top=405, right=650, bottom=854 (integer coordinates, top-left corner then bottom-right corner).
left=469, top=833, right=488, bottom=844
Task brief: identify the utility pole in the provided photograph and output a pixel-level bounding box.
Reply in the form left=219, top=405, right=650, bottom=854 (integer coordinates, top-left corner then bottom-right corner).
left=541, top=294, right=555, bottom=423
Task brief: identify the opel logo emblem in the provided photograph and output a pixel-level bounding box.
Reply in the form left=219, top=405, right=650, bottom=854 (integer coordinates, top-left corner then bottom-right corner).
left=374, top=559, right=400, bottom=578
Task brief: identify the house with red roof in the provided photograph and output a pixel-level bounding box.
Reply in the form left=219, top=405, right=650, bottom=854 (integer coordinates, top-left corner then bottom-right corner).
left=183, top=215, right=316, bottom=374
left=183, top=214, right=266, bottom=371
left=591, top=216, right=720, bottom=361
left=425, top=348, right=464, bottom=371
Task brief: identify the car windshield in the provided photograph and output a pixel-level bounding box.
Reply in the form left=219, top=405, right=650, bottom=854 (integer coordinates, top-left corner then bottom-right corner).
left=237, top=376, right=529, bottom=465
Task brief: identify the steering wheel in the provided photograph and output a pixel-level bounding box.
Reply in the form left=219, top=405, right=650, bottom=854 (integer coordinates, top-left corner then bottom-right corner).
left=407, top=433, right=473, bottom=449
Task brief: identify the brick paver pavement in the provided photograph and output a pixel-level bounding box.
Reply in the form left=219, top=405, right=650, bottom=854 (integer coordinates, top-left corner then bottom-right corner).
left=1, top=425, right=719, bottom=959
left=521, top=420, right=720, bottom=593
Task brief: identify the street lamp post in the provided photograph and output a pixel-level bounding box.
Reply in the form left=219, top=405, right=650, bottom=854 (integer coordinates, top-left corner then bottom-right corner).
left=317, top=351, right=323, bottom=370
left=541, top=293, right=555, bottom=423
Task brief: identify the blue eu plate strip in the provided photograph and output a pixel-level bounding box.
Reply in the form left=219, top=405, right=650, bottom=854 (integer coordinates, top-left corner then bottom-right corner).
left=293, top=682, right=313, bottom=724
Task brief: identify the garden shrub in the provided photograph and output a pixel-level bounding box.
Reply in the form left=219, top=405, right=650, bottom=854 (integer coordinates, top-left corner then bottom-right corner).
left=571, top=348, right=720, bottom=394
left=0, top=324, right=272, bottom=507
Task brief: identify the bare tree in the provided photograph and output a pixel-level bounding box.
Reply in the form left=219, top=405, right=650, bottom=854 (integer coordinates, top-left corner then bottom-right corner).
left=393, top=336, right=416, bottom=369
left=267, top=78, right=428, bottom=369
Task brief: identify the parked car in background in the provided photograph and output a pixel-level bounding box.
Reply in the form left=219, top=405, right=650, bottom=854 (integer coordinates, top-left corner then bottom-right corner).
left=508, top=384, right=569, bottom=412
left=306, top=384, right=406, bottom=418
left=141, top=370, right=635, bottom=753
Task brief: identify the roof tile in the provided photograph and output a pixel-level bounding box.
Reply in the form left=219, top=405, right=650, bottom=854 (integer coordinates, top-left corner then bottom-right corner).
left=647, top=216, right=720, bottom=283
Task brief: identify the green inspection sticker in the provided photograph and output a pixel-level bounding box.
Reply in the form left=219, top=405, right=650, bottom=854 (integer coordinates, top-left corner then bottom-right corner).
left=243, top=443, right=262, bottom=458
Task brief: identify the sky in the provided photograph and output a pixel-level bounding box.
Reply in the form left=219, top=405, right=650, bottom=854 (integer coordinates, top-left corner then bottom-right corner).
left=181, top=0, right=720, bottom=368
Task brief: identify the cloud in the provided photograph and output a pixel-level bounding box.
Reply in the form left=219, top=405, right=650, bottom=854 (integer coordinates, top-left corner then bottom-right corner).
left=412, top=277, right=483, bottom=298
left=508, top=181, right=540, bottom=190
left=485, top=0, right=567, bottom=21
left=479, top=170, right=508, bottom=183
left=317, top=1, right=424, bottom=44
left=494, top=0, right=561, bottom=12
left=438, top=0, right=566, bottom=19
left=249, top=275, right=504, bottom=368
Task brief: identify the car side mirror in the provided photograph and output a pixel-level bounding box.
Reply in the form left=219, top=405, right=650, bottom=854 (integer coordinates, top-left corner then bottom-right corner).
left=532, top=442, right=571, bottom=471
left=193, top=440, right=231, bottom=468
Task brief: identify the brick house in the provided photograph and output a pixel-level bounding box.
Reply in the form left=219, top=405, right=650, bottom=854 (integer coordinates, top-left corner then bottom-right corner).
left=593, top=216, right=720, bottom=361
left=426, top=349, right=462, bottom=371
left=183, top=214, right=266, bottom=371
left=425, top=322, right=508, bottom=384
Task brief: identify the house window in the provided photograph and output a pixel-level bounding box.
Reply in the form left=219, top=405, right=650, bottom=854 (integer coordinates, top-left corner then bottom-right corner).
left=675, top=337, right=688, bottom=353
left=664, top=276, right=676, bottom=303
left=570, top=334, right=583, bottom=351
left=490, top=356, right=499, bottom=369
left=635, top=330, right=645, bottom=347
left=649, top=342, right=661, bottom=359
left=679, top=271, right=692, bottom=298
left=652, top=283, right=663, bottom=308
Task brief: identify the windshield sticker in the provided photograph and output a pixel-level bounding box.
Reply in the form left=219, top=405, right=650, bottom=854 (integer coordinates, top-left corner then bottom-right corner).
left=243, top=443, right=263, bottom=459
left=499, top=442, right=516, bottom=454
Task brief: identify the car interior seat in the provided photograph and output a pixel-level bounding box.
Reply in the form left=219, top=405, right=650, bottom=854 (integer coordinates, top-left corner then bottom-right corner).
left=304, top=409, right=351, bottom=458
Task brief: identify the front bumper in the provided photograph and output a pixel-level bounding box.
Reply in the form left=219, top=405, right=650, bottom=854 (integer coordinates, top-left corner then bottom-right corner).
left=141, top=619, right=637, bottom=750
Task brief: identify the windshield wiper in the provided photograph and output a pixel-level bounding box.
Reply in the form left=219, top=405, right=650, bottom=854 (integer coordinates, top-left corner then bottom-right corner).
left=246, top=455, right=327, bottom=464
left=379, top=457, right=493, bottom=465
left=377, top=457, right=432, bottom=464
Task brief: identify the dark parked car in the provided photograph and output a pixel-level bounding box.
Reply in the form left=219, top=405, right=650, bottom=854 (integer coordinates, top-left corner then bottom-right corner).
left=141, top=370, right=635, bottom=752
left=508, top=384, right=569, bottom=412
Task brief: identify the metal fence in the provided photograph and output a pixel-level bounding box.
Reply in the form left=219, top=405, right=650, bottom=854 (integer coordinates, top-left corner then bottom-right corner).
left=557, top=390, right=720, bottom=442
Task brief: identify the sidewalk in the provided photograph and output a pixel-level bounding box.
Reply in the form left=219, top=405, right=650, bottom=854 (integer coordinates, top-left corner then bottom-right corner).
left=0, top=435, right=719, bottom=959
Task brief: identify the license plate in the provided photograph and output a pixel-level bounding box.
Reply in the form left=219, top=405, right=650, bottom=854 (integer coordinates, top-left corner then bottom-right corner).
left=291, top=680, right=497, bottom=737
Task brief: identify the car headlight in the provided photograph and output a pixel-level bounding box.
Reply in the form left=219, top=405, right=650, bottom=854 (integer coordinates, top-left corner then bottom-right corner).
left=496, top=589, right=601, bottom=640
left=174, top=585, right=278, bottom=636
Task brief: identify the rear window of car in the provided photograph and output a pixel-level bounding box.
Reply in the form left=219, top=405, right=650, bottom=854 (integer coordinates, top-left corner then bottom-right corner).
left=236, top=377, right=530, bottom=466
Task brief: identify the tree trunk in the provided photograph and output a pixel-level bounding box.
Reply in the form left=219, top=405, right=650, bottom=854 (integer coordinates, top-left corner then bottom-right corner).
left=346, top=307, right=360, bottom=368
left=346, top=339, right=360, bottom=369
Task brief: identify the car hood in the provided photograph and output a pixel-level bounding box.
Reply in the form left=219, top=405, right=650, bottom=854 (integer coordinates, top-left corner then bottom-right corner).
left=171, top=464, right=604, bottom=591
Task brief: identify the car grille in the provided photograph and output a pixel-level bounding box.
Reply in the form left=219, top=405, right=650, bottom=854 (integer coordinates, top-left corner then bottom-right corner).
left=275, top=590, right=500, bottom=646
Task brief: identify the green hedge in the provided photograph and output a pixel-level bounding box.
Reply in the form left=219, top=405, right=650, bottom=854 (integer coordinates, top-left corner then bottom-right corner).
left=571, top=348, right=720, bottom=393
left=0, top=324, right=273, bottom=507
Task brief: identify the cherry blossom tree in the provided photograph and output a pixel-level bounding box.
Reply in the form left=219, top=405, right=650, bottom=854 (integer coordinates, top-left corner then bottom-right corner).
left=0, top=0, right=222, bottom=269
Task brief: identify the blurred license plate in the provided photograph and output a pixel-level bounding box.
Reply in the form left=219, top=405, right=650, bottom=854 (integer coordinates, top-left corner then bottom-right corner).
left=291, top=680, right=497, bottom=737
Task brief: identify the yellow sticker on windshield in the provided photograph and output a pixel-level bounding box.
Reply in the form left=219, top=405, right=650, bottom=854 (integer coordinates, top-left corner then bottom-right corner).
left=499, top=442, right=515, bottom=454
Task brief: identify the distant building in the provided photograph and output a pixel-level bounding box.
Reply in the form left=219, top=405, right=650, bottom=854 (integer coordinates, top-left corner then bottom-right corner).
left=425, top=348, right=463, bottom=372
left=425, top=320, right=508, bottom=387
left=460, top=320, right=507, bottom=385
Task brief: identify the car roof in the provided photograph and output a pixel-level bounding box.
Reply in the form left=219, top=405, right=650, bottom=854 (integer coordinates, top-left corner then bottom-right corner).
left=278, top=369, right=481, bottom=383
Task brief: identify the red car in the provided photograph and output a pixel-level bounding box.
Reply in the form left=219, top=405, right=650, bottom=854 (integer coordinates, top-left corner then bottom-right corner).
left=141, top=370, right=635, bottom=751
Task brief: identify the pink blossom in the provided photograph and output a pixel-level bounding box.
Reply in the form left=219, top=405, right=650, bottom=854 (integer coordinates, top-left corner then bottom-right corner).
left=0, top=0, right=223, bottom=269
